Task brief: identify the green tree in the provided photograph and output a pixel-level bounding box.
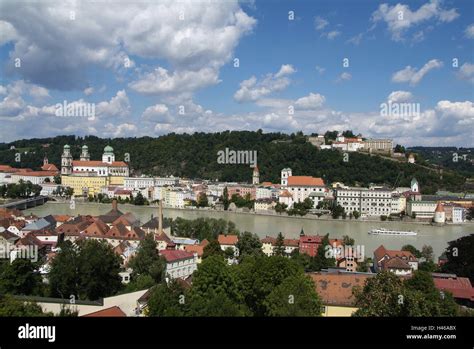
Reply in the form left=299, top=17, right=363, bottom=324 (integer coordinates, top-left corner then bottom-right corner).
left=264, top=274, right=322, bottom=316
left=129, top=233, right=165, bottom=283
left=197, top=192, right=209, bottom=207
left=133, top=192, right=146, bottom=205
left=49, top=240, right=122, bottom=301
left=421, top=245, right=434, bottom=261
left=147, top=280, right=188, bottom=317
left=235, top=255, right=302, bottom=316
left=310, top=234, right=335, bottom=271
left=342, top=235, right=355, bottom=246
left=0, top=295, right=49, bottom=316
left=273, top=232, right=285, bottom=256
left=222, top=187, right=230, bottom=210
left=401, top=244, right=422, bottom=258
left=274, top=202, right=287, bottom=214
left=76, top=239, right=122, bottom=300
left=236, top=231, right=262, bottom=260
left=49, top=241, right=80, bottom=299
left=441, top=234, right=474, bottom=283
left=202, top=239, right=223, bottom=259
left=0, top=259, right=42, bottom=295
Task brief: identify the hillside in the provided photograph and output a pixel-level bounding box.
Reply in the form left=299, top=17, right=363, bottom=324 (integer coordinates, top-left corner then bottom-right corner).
left=0, top=131, right=470, bottom=194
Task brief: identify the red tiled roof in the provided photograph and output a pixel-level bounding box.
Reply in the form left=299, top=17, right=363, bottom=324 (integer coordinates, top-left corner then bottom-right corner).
left=310, top=272, right=373, bottom=306
left=300, top=235, right=323, bottom=244
left=433, top=276, right=474, bottom=301
left=82, top=306, right=126, bottom=317
left=287, top=176, right=325, bottom=187
left=72, top=160, right=128, bottom=167
left=218, top=234, right=238, bottom=246
left=184, top=244, right=205, bottom=257
left=12, top=171, right=57, bottom=177
left=160, top=249, right=194, bottom=262
left=374, top=245, right=417, bottom=264
left=41, top=164, right=59, bottom=171
left=279, top=190, right=292, bottom=198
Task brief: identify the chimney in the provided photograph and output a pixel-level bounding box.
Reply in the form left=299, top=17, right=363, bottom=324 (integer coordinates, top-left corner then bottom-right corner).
left=158, top=200, right=163, bottom=233
left=112, top=199, right=118, bottom=211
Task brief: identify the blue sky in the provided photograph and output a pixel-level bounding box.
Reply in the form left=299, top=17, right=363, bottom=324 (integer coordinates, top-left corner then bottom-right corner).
left=0, top=0, right=473, bottom=146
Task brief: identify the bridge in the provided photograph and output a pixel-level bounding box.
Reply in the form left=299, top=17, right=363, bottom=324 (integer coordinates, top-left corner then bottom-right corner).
left=0, top=196, right=48, bottom=210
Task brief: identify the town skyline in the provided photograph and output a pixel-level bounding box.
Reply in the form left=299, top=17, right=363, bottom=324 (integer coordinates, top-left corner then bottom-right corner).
left=0, top=0, right=473, bottom=146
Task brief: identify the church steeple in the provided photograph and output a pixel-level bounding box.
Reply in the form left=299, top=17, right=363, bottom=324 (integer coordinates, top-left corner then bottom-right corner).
left=252, top=165, right=259, bottom=185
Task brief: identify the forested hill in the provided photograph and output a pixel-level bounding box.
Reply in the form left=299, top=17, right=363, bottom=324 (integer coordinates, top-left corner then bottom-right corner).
left=0, top=131, right=469, bottom=194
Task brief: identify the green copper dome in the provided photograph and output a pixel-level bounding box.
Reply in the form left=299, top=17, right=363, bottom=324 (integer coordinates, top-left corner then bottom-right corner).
left=104, top=145, right=114, bottom=153
left=82, top=145, right=88, bottom=149
left=63, top=144, right=70, bottom=149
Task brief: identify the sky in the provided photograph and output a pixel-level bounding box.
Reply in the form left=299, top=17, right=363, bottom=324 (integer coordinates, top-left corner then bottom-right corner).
left=0, top=0, right=473, bottom=146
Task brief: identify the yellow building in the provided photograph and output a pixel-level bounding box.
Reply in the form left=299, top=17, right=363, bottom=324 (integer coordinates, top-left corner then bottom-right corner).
left=62, top=174, right=109, bottom=197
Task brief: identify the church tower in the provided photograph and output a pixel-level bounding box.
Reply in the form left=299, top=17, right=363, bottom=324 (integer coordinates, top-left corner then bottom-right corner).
left=80, top=145, right=90, bottom=161
left=411, top=178, right=419, bottom=193
left=102, top=145, right=115, bottom=164
left=252, top=166, right=260, bottom=185
left=61, top=145, right=73, bottom=175
left=281, top=168, right=292, bottom=187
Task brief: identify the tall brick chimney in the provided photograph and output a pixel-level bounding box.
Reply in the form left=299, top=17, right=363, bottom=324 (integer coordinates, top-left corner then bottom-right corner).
left=112, top=199, right=118, bottom=211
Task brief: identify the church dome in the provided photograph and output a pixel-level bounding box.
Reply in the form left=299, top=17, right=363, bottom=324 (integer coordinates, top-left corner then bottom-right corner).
left=82, top=145, right=88, bottom=149
left=64, top=144, right=70, bottom=149
left=104, top=145, right=114, bottom=153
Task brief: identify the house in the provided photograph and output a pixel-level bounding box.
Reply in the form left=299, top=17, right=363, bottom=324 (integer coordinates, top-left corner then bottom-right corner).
left=260, top=236, right=299, bottom=256
left=373, top=245, right=418, bottom=275
left=283, top=173, right=326, bottom=207
left=154, top=231, right=175, bottom=251
left=432, top=273, right=474, bottom=306
left=160, top=249, right=197, bottom=280
left=217, top=234, right=239, bottom=256
left=299, top=234, right=323, bottom=257
left=184, top=239, right=208, bottom=264
left=309, top=271, right=374, bottom=316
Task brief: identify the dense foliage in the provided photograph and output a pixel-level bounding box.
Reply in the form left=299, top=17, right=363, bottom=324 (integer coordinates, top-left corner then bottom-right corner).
left=353, top=271, right=459, bottom=316
left=0, top=132, right=469, bottom=193
left=48, top=239, right=122, bottom=300
left=147, top=255, right=323, bottom=317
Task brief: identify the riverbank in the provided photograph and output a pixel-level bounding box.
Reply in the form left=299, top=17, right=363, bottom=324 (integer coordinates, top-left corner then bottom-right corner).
left=45, top=200, right=473, bottom=227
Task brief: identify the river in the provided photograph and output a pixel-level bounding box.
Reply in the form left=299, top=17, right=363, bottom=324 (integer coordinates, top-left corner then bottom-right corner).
left=27, top=202, right=473, bottom=258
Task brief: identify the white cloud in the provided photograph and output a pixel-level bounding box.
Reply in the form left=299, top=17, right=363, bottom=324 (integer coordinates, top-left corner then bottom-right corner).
left=129, top=66, right=220, bottom=97
left=315, top=66, right=326, bottom=74
left=321, top=30, right=341, bottom=40
left=372, top=1, right=459, bottom=41
left=336, top=72, right=352, bottom=82
left=84, top=87, right=94, bottom=96
left=0, top=20, right=18, bottom=46
left=234, top=64, right=296, bottom=102
left=465, top=24, right=474, bottom=39
left=314, top=16, right=329, bottom=31
left=457, top=62, right=474, bottom=83
left=347, top=33, right=363, bottom=45
left=392, top=59, right=443, bottom=85
left=295, top=93, right=326, bottom=109
left=387, top=90, right=413, bottom=103
left=96, top=90, right=131, bottom=118
left=0, top=0, right=256, bottom=91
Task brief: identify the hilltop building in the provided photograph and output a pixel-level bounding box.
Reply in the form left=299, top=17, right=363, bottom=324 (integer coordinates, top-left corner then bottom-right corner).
left=61, top=144, right=129, bottom=196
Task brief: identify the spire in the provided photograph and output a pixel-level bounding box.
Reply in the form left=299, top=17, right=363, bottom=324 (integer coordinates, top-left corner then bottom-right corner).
left=300, top=228, right=305, bottom=237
